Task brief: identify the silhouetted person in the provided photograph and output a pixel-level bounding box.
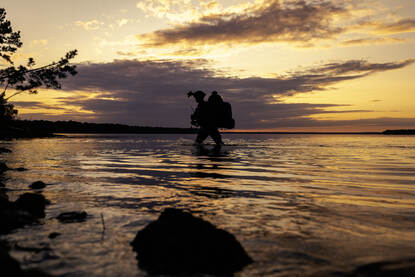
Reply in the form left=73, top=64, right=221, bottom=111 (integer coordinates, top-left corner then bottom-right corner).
left=188, top=90, right=223, bottom=146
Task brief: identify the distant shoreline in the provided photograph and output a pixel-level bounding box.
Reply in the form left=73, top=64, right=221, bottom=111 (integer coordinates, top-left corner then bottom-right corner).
left=2, top=120, right=414, bottom=138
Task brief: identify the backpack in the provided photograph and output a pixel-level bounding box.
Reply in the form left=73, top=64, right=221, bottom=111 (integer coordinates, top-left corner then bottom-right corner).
left=216, top=102, right=235, bottom=129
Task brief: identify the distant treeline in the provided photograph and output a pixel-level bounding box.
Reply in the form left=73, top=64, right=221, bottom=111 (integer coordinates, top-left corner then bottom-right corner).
left=382, top=129, right=415, bottom=135
left=9, top=120, right=198, bottom=134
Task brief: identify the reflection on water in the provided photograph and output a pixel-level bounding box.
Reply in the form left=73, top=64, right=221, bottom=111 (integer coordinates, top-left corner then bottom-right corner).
left=1, top=134, right=415, bottom=276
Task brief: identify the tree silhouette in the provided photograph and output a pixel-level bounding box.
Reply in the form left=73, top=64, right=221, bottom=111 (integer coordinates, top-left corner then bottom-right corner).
left=0, top=8, right=77, bottom=122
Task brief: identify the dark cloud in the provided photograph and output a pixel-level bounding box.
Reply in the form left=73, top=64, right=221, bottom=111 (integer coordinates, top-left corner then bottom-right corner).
left=305, top=59, right=414, bottom=75
left=137, top=0, right=346, bottom=47
left=52, top=58, right=414, bottom=129
left=374, top=19, right=415, bottom=34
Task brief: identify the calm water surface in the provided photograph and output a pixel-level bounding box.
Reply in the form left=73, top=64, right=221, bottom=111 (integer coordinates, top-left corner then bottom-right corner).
left=1, top=134, right=415, bottom=276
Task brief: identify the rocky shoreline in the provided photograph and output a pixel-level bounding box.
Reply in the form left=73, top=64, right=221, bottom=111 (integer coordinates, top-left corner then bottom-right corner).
left=0, top=145, right=254, bottom=276
left=0, top=147, right=53, bottom=276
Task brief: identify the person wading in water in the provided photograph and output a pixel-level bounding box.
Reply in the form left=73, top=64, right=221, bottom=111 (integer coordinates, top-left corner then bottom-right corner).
left=188, top=90, right=224, bottom=146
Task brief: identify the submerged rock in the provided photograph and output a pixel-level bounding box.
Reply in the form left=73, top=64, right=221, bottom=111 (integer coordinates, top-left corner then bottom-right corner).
left=1, top=192, right=43, bottom=234
left=312, top=258, right=415, bottom=277
left=0, top=206, right=36, bottom=234
left=57, top=211, right=88, bottom=223
left=0, top=162, right=9, bottom=173
left=0, top=147, right=12, bottom=153
left=0, top=190, right=10, bottom=208
left=131, top=208, right=252, bottom=275
left=14, top=193, right=49, bottom=218
left=29, top=181, right=47, bottom=190
left=346, top=259, right=415, bottom=277
left=48, top=232, right=61, bottom=239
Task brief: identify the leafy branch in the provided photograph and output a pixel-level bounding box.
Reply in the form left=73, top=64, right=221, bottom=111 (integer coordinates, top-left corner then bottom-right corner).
left=0, top=7, right=78, bottom=121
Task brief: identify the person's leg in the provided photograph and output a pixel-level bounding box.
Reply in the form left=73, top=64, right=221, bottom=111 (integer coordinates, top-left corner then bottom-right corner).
left=195, top=127, right=209, bottom=144
left=209, top=128, right=223, bottom=145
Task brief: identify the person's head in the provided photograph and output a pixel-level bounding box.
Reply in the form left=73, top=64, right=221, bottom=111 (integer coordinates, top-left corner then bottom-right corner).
left=193, top=90, right=206, bottom=103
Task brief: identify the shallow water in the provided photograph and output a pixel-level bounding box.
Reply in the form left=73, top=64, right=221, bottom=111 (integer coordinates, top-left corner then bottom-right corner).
left=1, top=134, right=415, bottom=276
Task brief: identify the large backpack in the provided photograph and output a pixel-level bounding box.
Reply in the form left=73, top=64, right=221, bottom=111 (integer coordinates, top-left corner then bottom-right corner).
left=217, top=102, right=235, bottom=129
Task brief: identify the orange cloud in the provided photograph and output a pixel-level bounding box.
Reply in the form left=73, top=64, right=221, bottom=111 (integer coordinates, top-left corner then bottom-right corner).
left=374, top=19, right=415, bottom=34
left=136, top=0, right=346, bottom=47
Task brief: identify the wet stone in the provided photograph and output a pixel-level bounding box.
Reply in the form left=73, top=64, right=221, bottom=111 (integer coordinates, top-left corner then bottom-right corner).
left=48, top=232, right=61, bottom=239
left=0, top=147, right=12, bottom=153
left=14, top=193, right=49, bottom=218
left=0, top=190, right=10, bottom=208
left=314, top=258, right=415, bottom=277
left=30, top=181, right=47, bottom=190
left=57, top=211, right=88, bottom=223
left=346, top=259, right=415, bottom=277
left=0, top=162, right=9, bottom=173
left=131, top=208, right=253, bottom=275
left=0, top=206, right=36, bottom=234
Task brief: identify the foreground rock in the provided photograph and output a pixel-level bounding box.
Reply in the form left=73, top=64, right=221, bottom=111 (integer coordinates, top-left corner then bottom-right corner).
left=0, top=147, right=12, bottom=153
left=14, top=193, right=50, bottom=218
left=57, top=211, right=88, bottom=223
left=0, top=193, right=49, bottom=234
left=48, top=232, right=61, bottom=239
left=29, top=181, right=47, bottom=190
left=0, top=162, right=27, bottom=172
left=131, top=208, right=252, bottom=275
left=312, top=258, right=415, bottom=277
left=346, top=259, right=415, bottom=277
left=0, top=162, right=8, bottom=173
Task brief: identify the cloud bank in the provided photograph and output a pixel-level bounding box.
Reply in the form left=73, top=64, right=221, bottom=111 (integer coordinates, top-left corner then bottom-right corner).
left=28, top=57, right=411, bottom=129
left=137, top=0, right=346, bottom=47
left=133, top=0, right=415, bottom=53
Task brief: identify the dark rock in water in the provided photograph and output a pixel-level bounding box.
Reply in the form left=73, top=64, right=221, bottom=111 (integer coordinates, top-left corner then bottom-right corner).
left=48, top=232, right=61, bottom=239
left=0, top=190, right=38, bottom=234
left=0, top=162, right=9, bottom=173
left=0, top=208, right=35, bottom=234
left=57, top=211, right=88, bottom=223
left=312, top=258, right=415, bottom=277
left=22, top=268, right=54, bottom=277
left=0, top=147, right=12, bottom=153
left=0, top=190, right=11, bottom=208
left=14, top=193, right=49, bottom=218
left=30, top=181, right=47, bottom=189
left=346, top=259, right=415, bottom=277
left=131, top=208, right=253, bottom=275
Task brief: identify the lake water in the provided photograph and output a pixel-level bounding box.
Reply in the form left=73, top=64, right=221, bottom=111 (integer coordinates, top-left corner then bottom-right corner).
left=1, top=134, right=415, bottom=276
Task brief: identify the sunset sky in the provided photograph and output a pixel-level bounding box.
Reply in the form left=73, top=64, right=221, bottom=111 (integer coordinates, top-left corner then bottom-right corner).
left=2, top=0, right=414, bottom=131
